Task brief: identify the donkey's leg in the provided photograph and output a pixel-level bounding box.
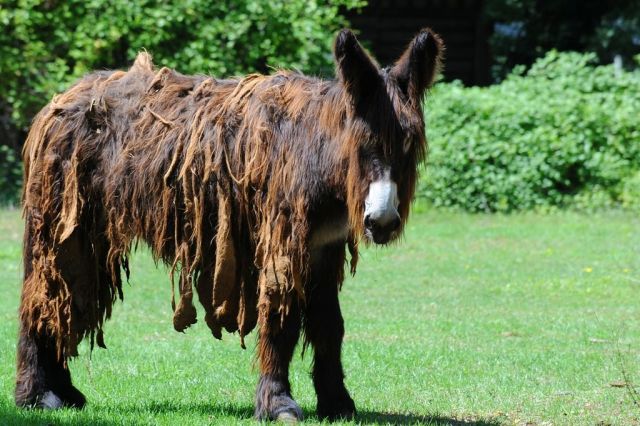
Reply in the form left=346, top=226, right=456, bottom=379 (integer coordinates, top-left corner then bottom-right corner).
left=255, top=298, right=303, bottom=421
left=15, top=329, right=86, bottom=409
left=304, top=246, right=355, bottom=420
left=16, top=222, right=88, bottom=409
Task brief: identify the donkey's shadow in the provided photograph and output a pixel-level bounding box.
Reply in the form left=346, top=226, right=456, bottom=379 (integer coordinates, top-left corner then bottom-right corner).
left=132, top=401, right=501, bottom=425
left=355, top=409, right=501, bottom=425
left=0, top=400, right=501, bottom=425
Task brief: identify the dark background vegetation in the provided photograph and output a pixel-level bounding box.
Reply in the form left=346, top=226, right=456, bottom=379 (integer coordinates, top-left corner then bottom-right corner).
left=0, top=0, right=638, bottom=210
left=486, top=0, right=640, bottom=81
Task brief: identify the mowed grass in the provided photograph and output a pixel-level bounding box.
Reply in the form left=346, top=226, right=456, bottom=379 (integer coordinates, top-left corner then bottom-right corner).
left=0, top=206, right=639, bottom=425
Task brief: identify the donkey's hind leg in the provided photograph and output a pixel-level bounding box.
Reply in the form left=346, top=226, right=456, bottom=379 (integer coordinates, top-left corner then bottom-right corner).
left=304, top=244, right=355, bottom=420
left=15, top=329, right=86, bottom=409
left=15, top=220, right=91, bottom=409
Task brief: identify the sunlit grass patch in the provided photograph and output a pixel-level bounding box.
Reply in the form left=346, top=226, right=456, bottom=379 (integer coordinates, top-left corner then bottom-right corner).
left=0, top=208, right=638, bottom=425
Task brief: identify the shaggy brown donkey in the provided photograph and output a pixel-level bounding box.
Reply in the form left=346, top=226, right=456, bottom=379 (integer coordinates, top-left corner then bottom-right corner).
left=16, top=28, right=443, bottom=421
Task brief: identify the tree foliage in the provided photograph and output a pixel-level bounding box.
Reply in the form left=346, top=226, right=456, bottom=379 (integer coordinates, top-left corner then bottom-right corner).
left=1, top=0, right=364, bottom=129
left=0, top=0, right=364, bottom=203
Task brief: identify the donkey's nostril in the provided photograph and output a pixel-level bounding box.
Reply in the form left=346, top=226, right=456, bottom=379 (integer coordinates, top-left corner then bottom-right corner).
left=364, top=214, right=373, bottom=229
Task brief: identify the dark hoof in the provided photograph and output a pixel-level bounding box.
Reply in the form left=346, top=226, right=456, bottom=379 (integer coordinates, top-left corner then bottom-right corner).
left=272, top=394, right=303, bottom=422
left=38, top=391, right=64, bottom=409
left=16, top=387, right=86, bottom=410
left=255, top=374, right=303, bottom=422
left=58, top=385, right=87, bottom=408
left=256, top=393, right=303, bottom=422
left=276, top=410, right=301, bottom=424
left=317, top=394, right=356, bottom=421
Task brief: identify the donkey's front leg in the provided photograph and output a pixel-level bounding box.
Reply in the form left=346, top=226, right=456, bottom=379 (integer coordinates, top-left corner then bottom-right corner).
left=255, top=298, right=303, bottom=421
left=304, top=246, right=355, bottom=421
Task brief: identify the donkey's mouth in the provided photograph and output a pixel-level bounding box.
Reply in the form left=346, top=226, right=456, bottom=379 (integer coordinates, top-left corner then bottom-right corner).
left=363, top=214, right=400, bottom=245
left=372, top=234, right=391, bottom=244
left=365, top=229, right=395, bottom=245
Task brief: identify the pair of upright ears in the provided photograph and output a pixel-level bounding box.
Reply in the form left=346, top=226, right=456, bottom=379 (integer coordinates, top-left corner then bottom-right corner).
left=334, top=28, right=444, bottom=103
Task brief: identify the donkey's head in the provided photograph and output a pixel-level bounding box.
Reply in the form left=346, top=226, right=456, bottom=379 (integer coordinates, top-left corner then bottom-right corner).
left=335, top=28, right=443, bottom=245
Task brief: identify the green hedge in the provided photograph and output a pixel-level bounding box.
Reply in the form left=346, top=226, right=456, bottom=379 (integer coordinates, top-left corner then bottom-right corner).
left=422, top=51, right=640, bottom=212
left=0, top=145, right=21, bottom=205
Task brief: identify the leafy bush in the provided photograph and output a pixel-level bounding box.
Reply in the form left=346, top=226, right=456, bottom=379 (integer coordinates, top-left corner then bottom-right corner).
left=620, top=171, right=640, bottom=211
left=0, top=0, right=364, bottom=204
left=422, top=51, right=640, bottom=212
left=0, top=145, right=22, bottom=205
left=1, top=0, right=363, bottom=130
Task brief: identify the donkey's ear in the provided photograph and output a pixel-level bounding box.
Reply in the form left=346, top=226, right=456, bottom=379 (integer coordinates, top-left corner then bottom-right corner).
left=334, top=29, right=380, bottom=99
left=390, top=28, right=444, bottom=101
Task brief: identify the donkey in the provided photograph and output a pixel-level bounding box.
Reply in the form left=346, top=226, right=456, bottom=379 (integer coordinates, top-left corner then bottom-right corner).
left=16, top=28, right=443, bottom=421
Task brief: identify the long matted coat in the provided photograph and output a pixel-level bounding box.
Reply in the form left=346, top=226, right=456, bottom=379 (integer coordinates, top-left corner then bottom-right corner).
left=16, top=28, right=443, bottom=420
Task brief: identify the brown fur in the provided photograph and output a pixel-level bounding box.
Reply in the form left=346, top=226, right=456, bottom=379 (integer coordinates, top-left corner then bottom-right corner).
left=17, top=28, right=443, bottom=416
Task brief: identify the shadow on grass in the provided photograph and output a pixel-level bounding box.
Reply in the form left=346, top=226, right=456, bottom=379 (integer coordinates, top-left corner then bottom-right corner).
left=139, top=400, right=254, bottom=418
left=355, top=409, right=501, bottom=425
left=0, top=401, right=254, bottom=425
left=131, top=401, right=501, bottom=425
left=1, top=400, right=501, bottom=425
left=0, top=404, right=121, bottom=426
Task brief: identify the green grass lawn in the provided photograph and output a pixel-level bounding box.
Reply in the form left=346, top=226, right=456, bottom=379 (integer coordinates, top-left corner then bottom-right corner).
left=0, top=206, right=638, bottom=425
